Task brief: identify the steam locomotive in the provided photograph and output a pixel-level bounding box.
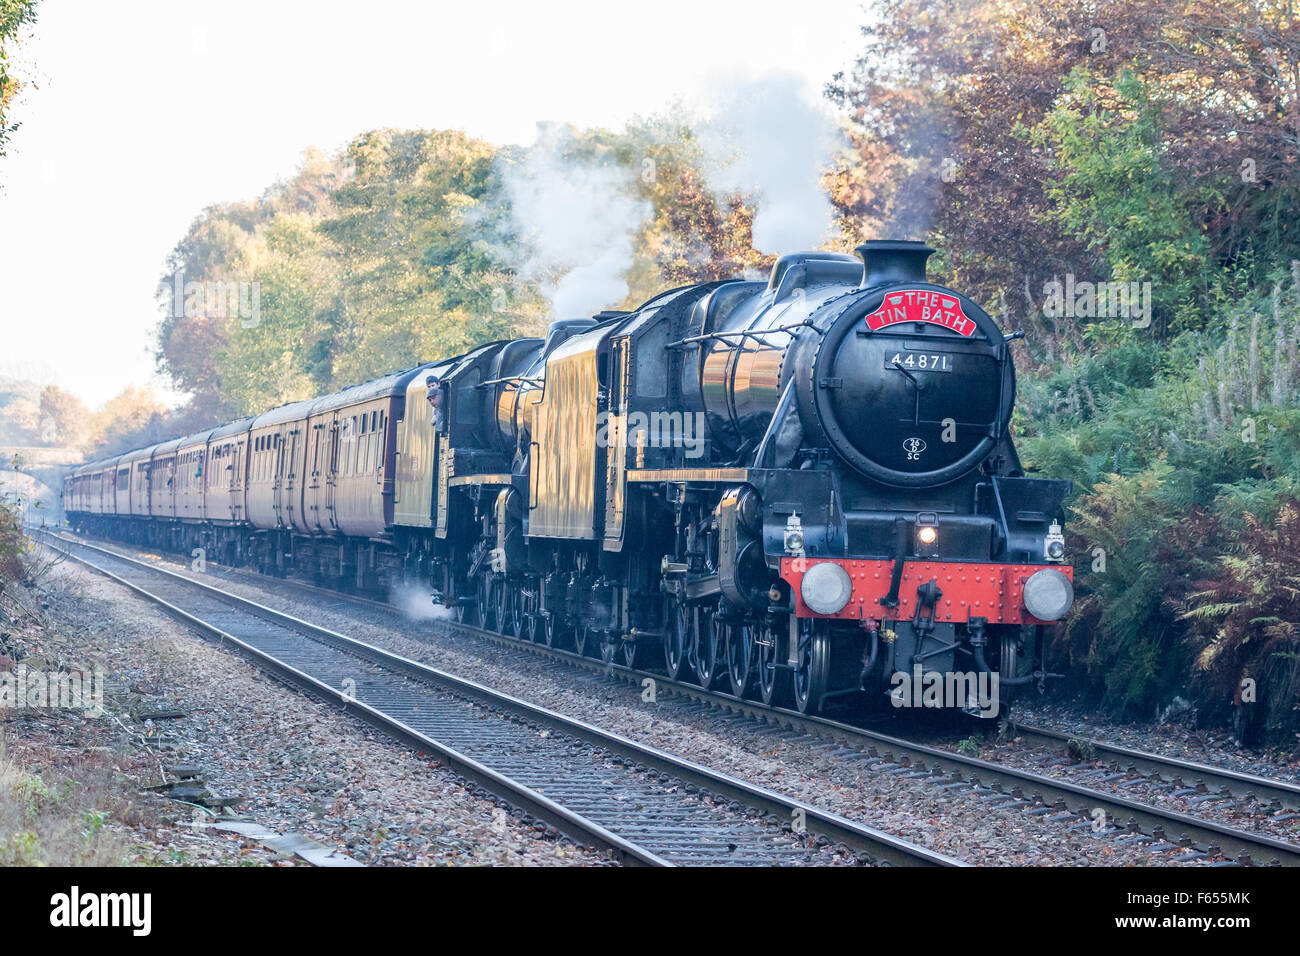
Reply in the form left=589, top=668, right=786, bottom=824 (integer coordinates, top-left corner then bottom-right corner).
left=64, top=240, right=1073, bottom=716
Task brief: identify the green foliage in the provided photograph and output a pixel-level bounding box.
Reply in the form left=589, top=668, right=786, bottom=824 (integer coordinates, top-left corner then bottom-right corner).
left=0, top=0, right=36, bottom=161
left=155, top=118, right=772, bottom=419
left=0, top=829, right=40, bottom=866
left=0, top=489, right=23, bottom=587
left=321, top=128, right=517, bottom=386
left=16, top=773, right=53, bottom=818
left=1058, top=466, right=1202, bottom=718
left=1180, top=503, right=1300, bottom=745
left=1027, top=265, right=1300, bottom=742
left=1035, top=70, right=1216, bottom=331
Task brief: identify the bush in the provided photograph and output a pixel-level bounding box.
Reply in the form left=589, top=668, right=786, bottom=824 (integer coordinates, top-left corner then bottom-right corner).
left=1027, top=268, right=1300, bottom=748
left=1180, top=502, right=1300, bottom=746
left=0, top=496, right=22, bottom=589
left=1054, top=467, right=1205, bottom=718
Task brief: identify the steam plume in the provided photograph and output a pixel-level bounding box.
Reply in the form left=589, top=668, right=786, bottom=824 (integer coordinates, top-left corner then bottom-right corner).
left=497, top=124, right=652, bottom=319
left=695, top=73, right=845, bottom=253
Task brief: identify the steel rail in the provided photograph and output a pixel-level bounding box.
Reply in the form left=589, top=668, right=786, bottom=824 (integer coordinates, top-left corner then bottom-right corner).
left=76, top=531, right=1298, bottom=867
left=36, top=529, right=958, bottom=868
left=1005, top=722, right=1300, bottom=810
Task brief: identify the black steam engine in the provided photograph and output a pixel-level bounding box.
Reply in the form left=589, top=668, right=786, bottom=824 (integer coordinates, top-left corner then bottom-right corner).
left=67, top=240, right=1075, bottom=718
left=426, top=238, right=1074, bottom=716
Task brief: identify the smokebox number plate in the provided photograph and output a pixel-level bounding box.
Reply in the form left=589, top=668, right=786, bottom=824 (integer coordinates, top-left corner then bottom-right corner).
left=884, top=351, right=953, bottom=373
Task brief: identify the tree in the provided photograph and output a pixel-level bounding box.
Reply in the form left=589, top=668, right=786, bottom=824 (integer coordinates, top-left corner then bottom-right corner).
left=0, top=393, right=37, bottom=444
left=1035, top=69, right=1216, bottom=332
left=621, top=114, right=773, bottom=294
left=827, top=0, right=1300, bottom=332
left=37, top=384, right=90, bottom=449
left=156, top=133, right=523, bottom=415
left=0, top=0, right=36, bottom=161
left=87, top=386, right=167, bottom=458
left=320, top=128, right=515, bottom=386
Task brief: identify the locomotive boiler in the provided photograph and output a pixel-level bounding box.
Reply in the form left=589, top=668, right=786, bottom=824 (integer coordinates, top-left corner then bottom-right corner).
left=65, top=239, right=1074, bottom=718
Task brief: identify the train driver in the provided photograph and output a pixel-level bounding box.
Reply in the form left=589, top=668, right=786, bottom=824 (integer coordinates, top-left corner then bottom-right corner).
left=426, top=375, right=445, bottom=430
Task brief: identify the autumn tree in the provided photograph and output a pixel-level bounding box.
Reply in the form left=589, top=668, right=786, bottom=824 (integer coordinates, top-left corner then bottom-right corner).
left=320, top=128, right=516, bottom=386
left=0, top=0, right=36, bottom=162
left=156, top=134, right=525, bottom=416
left=828, top=0, right=1300, bottom=333
left=0, top=391, right=37, bottom=444
left=87, top=386, right=168, bottom=457
left=37, top=384, right=90, bottom=449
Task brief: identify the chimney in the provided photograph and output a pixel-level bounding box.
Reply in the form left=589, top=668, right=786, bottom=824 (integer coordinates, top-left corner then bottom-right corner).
left=857, top=239, right=935, bottom=288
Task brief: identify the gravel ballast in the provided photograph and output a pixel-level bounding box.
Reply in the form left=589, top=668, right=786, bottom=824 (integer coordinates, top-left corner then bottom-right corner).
left=75, top=540, right=1278, bottom=866
left=9, top=557, right=607, bottom=866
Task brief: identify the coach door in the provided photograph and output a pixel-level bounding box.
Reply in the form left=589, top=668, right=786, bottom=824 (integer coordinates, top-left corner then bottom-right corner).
left=305, top=418, right=323, bottom=532
left=325, top=413, right=340, bottom=533
left=230, top=442, right=244, bottom=522
left=284, top=426, right=302, bottom=531
left=271, top=431, right=284, bottom=527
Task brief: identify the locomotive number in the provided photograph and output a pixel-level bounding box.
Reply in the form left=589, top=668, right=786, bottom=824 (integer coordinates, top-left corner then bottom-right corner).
left=885, top=351, right=953, bottom=373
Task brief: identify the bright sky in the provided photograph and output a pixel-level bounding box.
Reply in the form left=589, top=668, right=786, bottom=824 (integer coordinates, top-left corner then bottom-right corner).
left=0, top=0, right=869, bottom=409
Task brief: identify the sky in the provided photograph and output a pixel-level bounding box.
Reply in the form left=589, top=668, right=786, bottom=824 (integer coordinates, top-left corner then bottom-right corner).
left=0, top=0, right=869, bottom=409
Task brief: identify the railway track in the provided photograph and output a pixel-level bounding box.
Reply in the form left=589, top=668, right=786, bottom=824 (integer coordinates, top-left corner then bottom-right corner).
left=153, top=551, right=1297, bottom=866
left=1004, top=723, right=1300, bottom=812
left=39, top=529, right=1300, bottom=865
left=35, top=529, right=958, bottom=867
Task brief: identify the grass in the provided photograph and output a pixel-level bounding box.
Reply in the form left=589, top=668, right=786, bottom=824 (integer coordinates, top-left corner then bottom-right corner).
left=0, top=738, right=134, bottom=866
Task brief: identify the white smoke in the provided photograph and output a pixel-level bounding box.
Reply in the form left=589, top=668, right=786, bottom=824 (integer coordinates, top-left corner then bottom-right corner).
left=695, top=73, right=845, bottom=254
left=389, top=581, right=457, bottom=622
left=498, top=124, right=652, bottom=319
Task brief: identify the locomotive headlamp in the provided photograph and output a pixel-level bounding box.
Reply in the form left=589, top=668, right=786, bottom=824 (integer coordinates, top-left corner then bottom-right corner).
left=800, top=561, right=853, bottom=615
left=1022, top=568, right=1074, bottom=622
left=915, top=512, right=938, bottom=551
left=783, top=514, right=805, bottom=556
left=1044, top=520, right=1066, bottom=562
